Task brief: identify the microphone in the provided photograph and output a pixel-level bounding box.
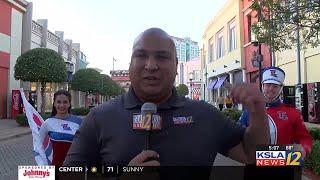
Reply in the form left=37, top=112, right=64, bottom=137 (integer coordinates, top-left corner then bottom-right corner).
left=141, top=102, right=157, bottom=150
left=141, top=102, right=159, bottom=162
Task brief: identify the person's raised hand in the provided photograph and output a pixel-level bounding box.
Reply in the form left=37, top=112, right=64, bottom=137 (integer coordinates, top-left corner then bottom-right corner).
left=226, top=82, right=266, bottom=116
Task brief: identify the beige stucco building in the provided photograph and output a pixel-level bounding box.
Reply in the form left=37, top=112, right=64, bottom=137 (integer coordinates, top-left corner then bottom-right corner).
left=275, top=47, right=320, bottom=86
left=201, top=0, right=245, bottom=104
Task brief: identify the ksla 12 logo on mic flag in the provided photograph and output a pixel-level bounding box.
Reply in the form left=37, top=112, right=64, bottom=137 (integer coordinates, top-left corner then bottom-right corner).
left=132, top=114, right=162, bottom=130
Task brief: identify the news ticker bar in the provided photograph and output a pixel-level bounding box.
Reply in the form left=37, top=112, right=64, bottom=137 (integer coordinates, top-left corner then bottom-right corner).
left=57, top=166, right=178, bottom=176
left=57, top=165, right=302, bottom=175
left=19, top=166, right=303, bottom=180
left=54, top=166, right=215, bottom=179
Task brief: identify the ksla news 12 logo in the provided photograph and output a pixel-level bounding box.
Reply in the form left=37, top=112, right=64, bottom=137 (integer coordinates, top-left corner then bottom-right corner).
left=256, top=145, right=302, bottom=166
left=18, top=166, right=55, bottom=180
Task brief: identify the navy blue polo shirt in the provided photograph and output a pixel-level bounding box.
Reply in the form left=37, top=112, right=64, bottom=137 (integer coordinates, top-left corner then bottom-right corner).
left=64, top=87, right=245, bottom=166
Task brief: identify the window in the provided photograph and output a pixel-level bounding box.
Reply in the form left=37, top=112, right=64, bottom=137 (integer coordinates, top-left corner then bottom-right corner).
left=208, top=37, right=214, bottom=62
left=233, top=70, right=243, bottom=85
left=202, top=44, right=207, bottom=65
left=194, top=70, right=201, bottom=81
left=216, top=29, right=224, bottom=59
left=186, top=43, right=190, bottom=61
left=247, top=15, right=252, bottom=43
left=229, top=19, right=236, bottom=52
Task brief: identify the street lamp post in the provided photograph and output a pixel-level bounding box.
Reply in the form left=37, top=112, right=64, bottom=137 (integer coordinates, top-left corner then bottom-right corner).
left=295, top=0, right=303, bottom=111
left=112, top=57, right=117, bottom=71
left=189, top=72, right=194, bottom=100
left=204, top=67, right=208, bottom=101
left=251, top=1, right=264, bottom=91
left=190, top=79, right=193, bottom=100
left=252, top=43, right=263, bottom=91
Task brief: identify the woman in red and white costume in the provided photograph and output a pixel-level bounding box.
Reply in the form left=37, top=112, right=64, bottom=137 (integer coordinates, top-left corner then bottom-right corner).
left=38, top=90, right=82, bottom=166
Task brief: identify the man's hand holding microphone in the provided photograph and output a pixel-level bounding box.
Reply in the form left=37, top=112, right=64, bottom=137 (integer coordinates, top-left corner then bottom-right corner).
left=128, top=150, right=160, bottom=166
left=128, top=102, right=160, bottom=166
left=121, top=103, right=161, bottom=180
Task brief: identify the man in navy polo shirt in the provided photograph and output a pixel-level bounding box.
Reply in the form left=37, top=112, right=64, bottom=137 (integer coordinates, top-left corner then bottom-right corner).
left=64, top=28, right=269, bottom=177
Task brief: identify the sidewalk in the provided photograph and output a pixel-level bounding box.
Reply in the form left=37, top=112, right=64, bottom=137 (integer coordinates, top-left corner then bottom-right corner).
left=0, top=119, right=31, bottom=142
left=305, top=122, right=320, bottom=129
left=0, top=116, right=87, bottom=142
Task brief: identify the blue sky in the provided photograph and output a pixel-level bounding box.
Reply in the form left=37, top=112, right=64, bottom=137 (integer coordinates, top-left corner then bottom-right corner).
left=29, top=0, right=226, bottom=74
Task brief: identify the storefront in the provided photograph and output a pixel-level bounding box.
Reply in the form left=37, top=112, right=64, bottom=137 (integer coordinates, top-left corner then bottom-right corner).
left=0, top=57, right=9, bottom=118
left=207, top=74, right=229, bottom=105
left=30, top=82, right=68, bottom=113
left=301, top=82, right=320, bottom=123
left=207, top=70, right=244, bottom=109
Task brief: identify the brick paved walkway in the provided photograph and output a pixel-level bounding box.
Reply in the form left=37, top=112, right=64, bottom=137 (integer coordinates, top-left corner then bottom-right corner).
left=0, top=135, right=35, bottom=180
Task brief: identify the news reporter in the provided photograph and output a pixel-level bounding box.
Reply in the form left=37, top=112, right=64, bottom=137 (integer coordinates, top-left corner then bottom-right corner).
left=64, top=28, right=269, bottom=169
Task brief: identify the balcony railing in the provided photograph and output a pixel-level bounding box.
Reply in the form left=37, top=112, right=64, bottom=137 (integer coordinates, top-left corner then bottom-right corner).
left=31, top=21, right=42, bottom=36
left=63, top=42, right=69, bottom=52
left=47, top=31, right=59, bottom=45
left=72, top=49, right=77, bottom=58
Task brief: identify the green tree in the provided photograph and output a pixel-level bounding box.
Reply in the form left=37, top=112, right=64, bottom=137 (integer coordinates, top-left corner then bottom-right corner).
left=251, top=0, right=320, bottom=52
left=93, top=74, right=126, bottom=100
left=176, top=84, right=189, bottom=96
left=108, top=80, right=125, bottom=97
left=71, top=68, right=102, bottom=104
left=99, top=74, right=113, bottom=96
left=120, top=87, right=126, bottom=94
left=14, top=48, right=67, bottom=114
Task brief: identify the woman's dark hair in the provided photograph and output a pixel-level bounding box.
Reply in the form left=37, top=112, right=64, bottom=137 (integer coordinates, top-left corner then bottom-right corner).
left=51, top=90, right=72, bottom=117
